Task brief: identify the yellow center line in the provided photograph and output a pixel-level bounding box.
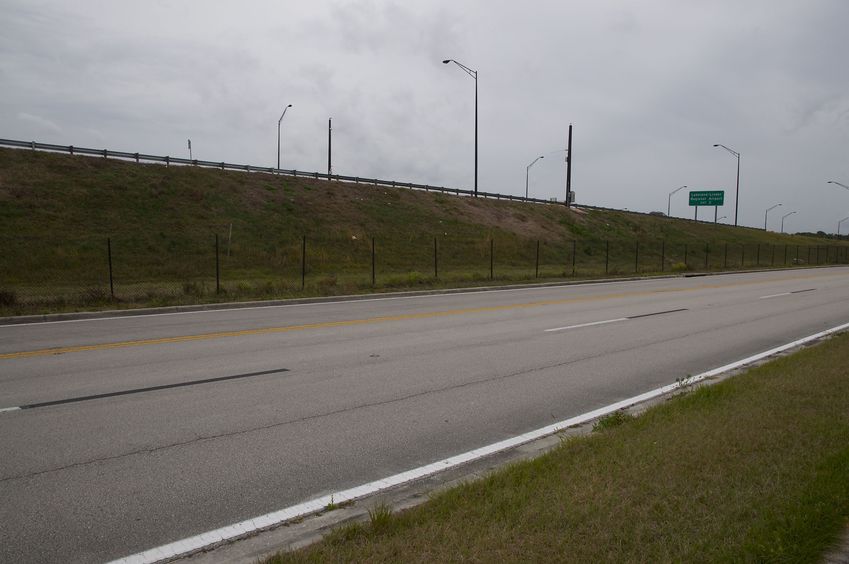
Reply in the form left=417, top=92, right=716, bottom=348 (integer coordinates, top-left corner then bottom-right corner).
left=1, top=271, right=842, bottom=360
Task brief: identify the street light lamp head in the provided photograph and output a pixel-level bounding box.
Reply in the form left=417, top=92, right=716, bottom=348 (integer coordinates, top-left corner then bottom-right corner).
left=442, top=59, right=451, bottom=64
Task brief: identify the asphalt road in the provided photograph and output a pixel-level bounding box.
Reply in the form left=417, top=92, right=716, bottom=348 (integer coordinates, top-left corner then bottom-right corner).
left=2, top=268, right=849, bottom=563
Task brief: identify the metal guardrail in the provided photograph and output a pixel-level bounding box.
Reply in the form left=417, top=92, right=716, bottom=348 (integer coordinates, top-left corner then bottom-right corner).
left=0, top=138, right=562, bottom=206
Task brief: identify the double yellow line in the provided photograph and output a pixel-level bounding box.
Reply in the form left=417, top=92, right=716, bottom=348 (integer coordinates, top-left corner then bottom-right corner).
left=0, top=272, right=836, bottom=360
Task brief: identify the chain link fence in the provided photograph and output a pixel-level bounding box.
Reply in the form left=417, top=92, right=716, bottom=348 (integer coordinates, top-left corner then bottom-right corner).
left=1, top=234, right=846, bottom=315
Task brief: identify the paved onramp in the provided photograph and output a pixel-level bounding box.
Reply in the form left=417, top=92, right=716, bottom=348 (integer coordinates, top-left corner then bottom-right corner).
left=2, top=268, right=849, bottom=563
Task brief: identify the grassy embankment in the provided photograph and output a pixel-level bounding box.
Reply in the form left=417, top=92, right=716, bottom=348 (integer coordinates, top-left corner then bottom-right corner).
left=0, top=147, right=845, bottom=314
left=268, top=332, right=849, bottom=563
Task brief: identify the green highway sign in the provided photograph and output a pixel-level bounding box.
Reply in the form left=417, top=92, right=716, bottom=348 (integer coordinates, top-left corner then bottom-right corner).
left=689, top=190, right=725, bottom=206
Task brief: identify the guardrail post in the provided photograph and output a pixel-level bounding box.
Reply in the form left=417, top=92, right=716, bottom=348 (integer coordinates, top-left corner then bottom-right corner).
left=69, top=145, right=74, bottom=155
left=301, top=236, right=306, bottom=290
left=103, top=149, right=107, bottom=158
left=134, top=153, right=139, bottom=163
left=371, top=237, right=376, bottom=287
left=165, top=156, right=170, bottom=168
left=107, top=238, right=114, bottom=299
left=215, top=233, right=220, bottom=294
left=535, top=240, right=540, bottom=278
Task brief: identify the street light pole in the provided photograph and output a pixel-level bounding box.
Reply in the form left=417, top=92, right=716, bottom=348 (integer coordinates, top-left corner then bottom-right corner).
left=525, top=155, right=544, bottom=199
left=714, top=144, right=741, bottom=226
left=667, top=185, right=687, bottom=217
left=277, top=104, right=292, bottom=171
left=838, top=216, right=849, bottom=236
left=764, top=203, right=782, bottom=231
left=443, top=59, right=478, bottom=196
left=780, top=211, right=796, bottom=233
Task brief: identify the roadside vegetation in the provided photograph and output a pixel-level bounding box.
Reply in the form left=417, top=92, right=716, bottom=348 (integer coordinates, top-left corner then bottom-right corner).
left=1, top=147, right=847, bottom=315
left=267, top=332, right=849, bottom=563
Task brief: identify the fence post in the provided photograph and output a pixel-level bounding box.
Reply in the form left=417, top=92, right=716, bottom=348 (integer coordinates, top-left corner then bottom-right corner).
left=107, top=238, right=114, bottom=299
left=660, top=240, right=665, bottom=272
left=490, top=239, right=494, bottom=280
left=371, top=237, right=376, bottom=287
left=535, top=240, right=540, bottom=278
left=572, top=240, right=577, bottom=276
left=635, top=241, right=639, bottom=273
left=434, top=237, right=438, bottom=280
left=215, top=233, right=220, bottom=294
left=301, top=236, right=306, bottom=290
left=605, top=240, right=610, bottom=274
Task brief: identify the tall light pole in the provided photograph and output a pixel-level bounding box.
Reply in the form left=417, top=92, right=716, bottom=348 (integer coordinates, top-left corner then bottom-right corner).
left=838, top=216, right=849, bottom=236
left=714, top=144, right=740, bottom=226
left=828, top=180, right=849, bottom=191
left=277, top=104, right=292, bottom=171
left=443, top=58, right=478, bottom=196
left=667, top=185, right=687, bottom=217
left=525, top=155, right=544, bottom=199
left=781, top=211, right=796, bottom=233
left=764, top=203, right=782, bottom=231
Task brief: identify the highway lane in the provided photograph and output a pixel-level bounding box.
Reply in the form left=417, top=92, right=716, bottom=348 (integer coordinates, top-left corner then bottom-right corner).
left=1, top=267, right=849, bottom=563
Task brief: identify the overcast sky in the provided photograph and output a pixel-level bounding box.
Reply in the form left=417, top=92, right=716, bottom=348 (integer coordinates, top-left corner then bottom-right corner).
left=2, top=0, right=848, bottom=233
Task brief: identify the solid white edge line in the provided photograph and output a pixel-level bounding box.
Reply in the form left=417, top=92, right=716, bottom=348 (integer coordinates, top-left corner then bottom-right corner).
left=0, top=406, right=21, bottom=413
left=108, top=319, right=849, bottom=564
left=759, top=292, right=791, bottom=299
left=545, top=318, right=627, bottom=332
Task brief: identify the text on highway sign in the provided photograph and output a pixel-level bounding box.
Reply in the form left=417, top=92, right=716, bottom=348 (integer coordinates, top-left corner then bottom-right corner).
left=689, top=190, right=724, bottom=206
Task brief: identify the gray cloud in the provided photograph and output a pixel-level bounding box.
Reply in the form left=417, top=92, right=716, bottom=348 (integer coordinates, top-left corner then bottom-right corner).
left=1, top=0, right=847, bottom=232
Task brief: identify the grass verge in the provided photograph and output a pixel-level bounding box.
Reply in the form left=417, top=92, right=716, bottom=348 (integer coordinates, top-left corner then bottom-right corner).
left=267, top=333, right=849, bottom=563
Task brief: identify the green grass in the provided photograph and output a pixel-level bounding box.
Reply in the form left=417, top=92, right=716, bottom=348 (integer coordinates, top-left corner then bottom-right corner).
left=1, top=147, right=847, bottom=315
left=267, top=333, right=849, bottom=563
